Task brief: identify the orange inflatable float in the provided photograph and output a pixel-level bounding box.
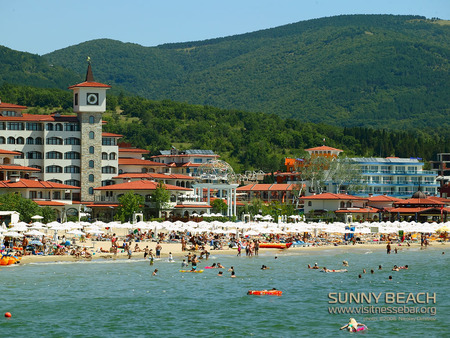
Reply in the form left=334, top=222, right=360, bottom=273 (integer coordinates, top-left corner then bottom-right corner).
left=0, top=255, right=21, bottom=265
left=247, top=290, right=282, bottom=296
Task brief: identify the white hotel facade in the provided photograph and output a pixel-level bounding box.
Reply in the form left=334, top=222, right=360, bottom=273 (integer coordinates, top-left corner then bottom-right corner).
left=0, top=64, right=119, bottom=202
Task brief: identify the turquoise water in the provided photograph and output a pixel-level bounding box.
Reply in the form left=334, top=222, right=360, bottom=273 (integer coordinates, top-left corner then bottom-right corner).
left=1, top=246, right=449, bottom=337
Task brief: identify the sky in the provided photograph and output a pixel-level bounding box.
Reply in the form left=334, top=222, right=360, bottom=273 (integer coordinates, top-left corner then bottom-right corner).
left=1, top=0, right=449, bottom=55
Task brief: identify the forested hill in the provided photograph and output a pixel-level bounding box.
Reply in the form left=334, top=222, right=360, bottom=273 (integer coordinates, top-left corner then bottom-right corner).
left=1, top=84, right=448, bottom=173
left=42, top=14, right=449, bottom=131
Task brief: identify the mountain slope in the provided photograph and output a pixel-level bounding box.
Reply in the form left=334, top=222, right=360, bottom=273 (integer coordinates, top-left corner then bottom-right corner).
left=43, top=14, right=449, bottom=130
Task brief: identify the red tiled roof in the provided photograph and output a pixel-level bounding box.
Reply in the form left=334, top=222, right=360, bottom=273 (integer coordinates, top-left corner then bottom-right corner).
left=394, top=198, right=444, bottom=206
left=68, top=81, right=111, bottom=89
left=94, top=180, right=191, bottom=191
left=335, top=207, right=379, bottom=214
left=151, top=154, right=219, bottom=158
left=269, top=184, right=294, bottom=191
left=90, top=204, right=119, bottom=208
left=367, top=195, right=403, bottom=202
left=388, top=207, right=449, bottom=213
left=0, top=178, right=79, bottom=189
left=300, top=193, right=366, bottom=201
left=119, top=147, right=150, bottom=154
left=237, top=184, right=295, bottom=192
left=102, top=132, right=123, bottom=138
left=118, top=158, right=166, bottom=166
left=0, top=102, right=27, bottom=109
left=114, top=173, right=194, bottom=180
left=0, top=165, right=41, bottom=172
left=34, top=200, right=67, bottom=206
left=0, top=149, right=22, bottom=155
left=304, top=146, right=343, bottom=152
left=174, top=204, right=212, bottom=208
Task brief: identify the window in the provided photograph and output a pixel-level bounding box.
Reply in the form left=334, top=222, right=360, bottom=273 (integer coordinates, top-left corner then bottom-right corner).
left=0, top=137, right=5, bottom=144
left=7, top=122, right=24, bottom=130
left=7, top=137, right=15, bottom=144
left=65, top=123, right=80, bottom=131
left=89, top=131, right=95, bottom=139
left=26, top=123, right=42, bottom=131
left=89, top=116, right=95, bottom=124
left=89, top=146, right=94, bottom=154
left=16, top=137, right=24, bottom=144
left=142, top=168, right=148, bottom=173
left=102, top=152, right=108, bottom=160
left=46, top=123, right=54, bottom=131
left=48, top=179, right=62, bottom=184
left=14, top=151, right=24, bottom=159
left=88, top=187, right=94, bottom=195
left=46, top=151, right=63, bottom=159
left=55, top=123, right=63, bottom=131
left=46, top=165, right=62, bottom=173
left=52, top=191, right=61, bottom=200
left=340, top=201, right=345, bottom=208
left=35, top=137, right=43, bottom=145
left=47, top=137, right=63, bottom=145
left=65, top=137, right=80, bottom=145
left=74, top=93, right=78, bottom=106
left=0, top=122, right=5, bottom=130
left=64, top=151, right=80, bottom=159
left=307, top=201, right=312, bottom=207
left=102, top=138, right=115, bottom=146
left=89, top=174, right=94, bottom=182
left=88, top=160, right=94, bottom=168
left=26, top=137, right=34, bottom=145
left=65, top=180, right=80, bottom=187
left=109, top=152, right=116, bottom=160
left=102, top=180, right=114, bottom=186
left=102, top=166, right=116, bottom=174
left=30, top=165, right=42, bottom=171
left=27, top=151, right=42, bottom=159
left=64, top=165, right=80, bottom=173
left=29, top=191, right=37, bottom=199
left=194, top=159, right=202, bottom=164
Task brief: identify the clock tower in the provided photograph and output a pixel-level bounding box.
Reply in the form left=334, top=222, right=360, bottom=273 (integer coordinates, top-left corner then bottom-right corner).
left=69, top=61, right=111, bottom=202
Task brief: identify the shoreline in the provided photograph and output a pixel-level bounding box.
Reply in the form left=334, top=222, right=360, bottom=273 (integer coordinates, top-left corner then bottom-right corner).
left=17, top=242, right=448, bottom=265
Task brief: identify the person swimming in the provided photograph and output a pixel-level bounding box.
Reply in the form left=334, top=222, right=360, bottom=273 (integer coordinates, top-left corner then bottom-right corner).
left=308, top=263, right=320, bottom=269
left=261, top=265, right=269, bottom=270
left=217, top=263, right=225, bottom=269
left=343, top=260, right=349, bottom=266
left=340, top=318, right=365, bottom=332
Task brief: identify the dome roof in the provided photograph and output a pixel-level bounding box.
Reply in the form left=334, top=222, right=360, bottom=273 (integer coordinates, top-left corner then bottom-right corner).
left=412, top=190, right=426, bottom=199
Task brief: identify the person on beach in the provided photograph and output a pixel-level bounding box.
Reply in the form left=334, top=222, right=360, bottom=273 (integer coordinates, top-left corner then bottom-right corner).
left=181, top=259, right=188, bottom=267
left=237, top=242, right=241, bottom=256
left=394, top=247, right=398, bottom=254
left=386, top=242, right=391, bottom=254
left=186, top=252, right=192, bottom=263
left=144, top=246, right=149, bottom=259
left=155, top=242, right=162, bottom=258
left=149, top=249, right=154, bottom=265
left=168, top=252, right=174, bottom=262
left=254, top=240, right=259, bottom=256
left=127, top=245, right=132, bottom=259
left=152, top=269, right=158, bottom=276
left=191, top=254, right=198, bottom=271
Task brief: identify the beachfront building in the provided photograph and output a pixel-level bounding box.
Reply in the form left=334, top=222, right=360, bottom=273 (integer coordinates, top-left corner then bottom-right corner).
left=343, top=157, right=438, bottom=198
left=150, top=147, right=219, bottom=177
left=299, top=193, right=376, bottom=222
left=236, top=183, right=298, bottom=205
left=430, top=153, right=450, bottom=198
left=279, top=145, right=438, bottom=198
left=0, top=64, right=118, bottom=202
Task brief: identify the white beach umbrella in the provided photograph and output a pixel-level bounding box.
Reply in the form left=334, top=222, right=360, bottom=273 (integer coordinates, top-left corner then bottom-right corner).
left=24, top=230, right=46, bottom=236
left=3, top=231, right=23, bottom=238
left=67, top=229, right=86, bottom=236
left=31, top=215, right=44, bottom=220
left=10, top=224, right=29, bottom=232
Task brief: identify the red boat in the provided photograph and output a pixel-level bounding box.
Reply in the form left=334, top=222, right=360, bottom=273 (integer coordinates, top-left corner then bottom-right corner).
left=258, top=243, right=292, bottom=249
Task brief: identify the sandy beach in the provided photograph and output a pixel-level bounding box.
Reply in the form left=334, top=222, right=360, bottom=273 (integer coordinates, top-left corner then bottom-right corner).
left=18, top=241, right=448, bottom=265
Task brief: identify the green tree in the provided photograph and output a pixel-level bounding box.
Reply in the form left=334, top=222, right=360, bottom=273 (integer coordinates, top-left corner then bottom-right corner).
left=0, top=193, right=41, bottom=223
left=116, top=191, right=144, bottom=222
left=41, top=206, right=57, bottom=224
left=152, top=182, right=170, bottom=218
left=211, top=199, right=227, bottom=215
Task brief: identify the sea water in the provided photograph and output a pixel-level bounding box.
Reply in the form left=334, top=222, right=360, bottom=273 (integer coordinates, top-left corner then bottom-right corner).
left=1, top=246, right=448, bottom=337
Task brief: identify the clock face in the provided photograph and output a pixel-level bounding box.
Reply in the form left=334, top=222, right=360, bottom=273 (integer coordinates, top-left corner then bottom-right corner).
left=87, top=93, right=99, bottom=105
